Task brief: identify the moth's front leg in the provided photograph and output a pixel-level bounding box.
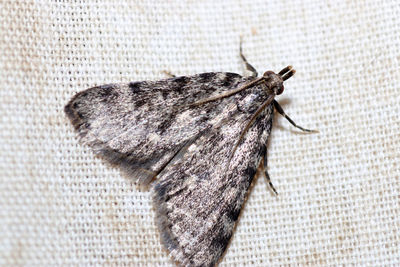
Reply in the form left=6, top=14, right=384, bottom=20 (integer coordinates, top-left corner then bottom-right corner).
left=240, top=38, right=258, bottom=78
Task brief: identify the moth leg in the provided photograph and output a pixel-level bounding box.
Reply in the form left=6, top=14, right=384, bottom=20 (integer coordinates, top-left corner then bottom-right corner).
left=240, top=38, right=258, bottom=78
left=273, top=100, right=319, bottom=133
left=263, top=155, right=278, bottom=195
left=162, top=70, right=176, bottom=78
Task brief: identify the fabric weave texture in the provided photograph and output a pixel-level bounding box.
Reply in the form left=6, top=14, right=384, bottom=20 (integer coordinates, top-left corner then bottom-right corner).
left=0, top=1, right=399, bottom=266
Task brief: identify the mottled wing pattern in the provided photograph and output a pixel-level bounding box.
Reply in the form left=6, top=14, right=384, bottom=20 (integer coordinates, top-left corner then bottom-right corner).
left=153, top=101, right=274, bottom=266
left=65, top=72, right=246, bottom=184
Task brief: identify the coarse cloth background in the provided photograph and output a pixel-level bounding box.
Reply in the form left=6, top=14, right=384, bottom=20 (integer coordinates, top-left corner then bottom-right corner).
left=1, top=1, right=399, bottom=266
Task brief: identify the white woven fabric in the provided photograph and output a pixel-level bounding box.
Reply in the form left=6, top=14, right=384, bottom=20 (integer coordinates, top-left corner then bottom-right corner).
left=1, top=0, right=399, bottom=266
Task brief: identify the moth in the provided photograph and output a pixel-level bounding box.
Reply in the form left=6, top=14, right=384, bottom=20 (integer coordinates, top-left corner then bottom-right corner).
left=65, top=44, right=316, bottom=266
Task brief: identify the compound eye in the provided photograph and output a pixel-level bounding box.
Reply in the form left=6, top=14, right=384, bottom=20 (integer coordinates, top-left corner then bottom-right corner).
left=276, top=85, right=284, bottom=95
left=263, top=70, right=274, bottom=77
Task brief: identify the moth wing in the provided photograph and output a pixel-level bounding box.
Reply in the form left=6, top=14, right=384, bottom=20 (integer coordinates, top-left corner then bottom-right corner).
left=153, top=104, right=273, bottom=266
left=65, top=73, right=245, bottom=184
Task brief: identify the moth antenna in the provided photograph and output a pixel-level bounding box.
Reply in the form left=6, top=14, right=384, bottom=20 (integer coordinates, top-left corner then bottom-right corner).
left=188, top=77, right=265, bottom=107
left=225, top=94, right=275, bottom=171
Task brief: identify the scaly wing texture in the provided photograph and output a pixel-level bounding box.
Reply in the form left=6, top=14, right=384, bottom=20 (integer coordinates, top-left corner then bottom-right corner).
left=153, top=101, right=274, bottom=266
left=64, top=72, right=246, bottom=184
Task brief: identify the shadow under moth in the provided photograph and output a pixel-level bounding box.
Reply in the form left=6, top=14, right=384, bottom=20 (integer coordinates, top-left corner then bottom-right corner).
left=65, top=44, right=316, bottom=266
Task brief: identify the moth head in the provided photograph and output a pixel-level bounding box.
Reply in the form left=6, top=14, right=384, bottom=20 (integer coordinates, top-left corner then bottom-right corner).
left=262, top=66, right=295, bottom=95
